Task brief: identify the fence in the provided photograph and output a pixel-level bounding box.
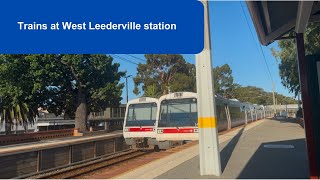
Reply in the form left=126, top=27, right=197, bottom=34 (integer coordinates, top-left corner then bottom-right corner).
left=0, top=133, right=128, bottom=178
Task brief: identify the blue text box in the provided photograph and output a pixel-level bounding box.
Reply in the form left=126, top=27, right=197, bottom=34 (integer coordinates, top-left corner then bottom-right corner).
left=0, top=0, right=204, bottom=54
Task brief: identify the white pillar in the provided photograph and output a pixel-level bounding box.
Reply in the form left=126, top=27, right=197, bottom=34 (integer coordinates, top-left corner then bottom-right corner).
left=196, top=0, right=221, bottom=176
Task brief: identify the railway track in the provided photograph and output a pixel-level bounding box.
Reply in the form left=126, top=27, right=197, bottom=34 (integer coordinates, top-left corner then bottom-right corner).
left=28, top=149, right=150, bottom=179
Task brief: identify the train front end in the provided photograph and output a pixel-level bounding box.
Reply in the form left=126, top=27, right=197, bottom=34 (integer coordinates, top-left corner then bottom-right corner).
left=123, top=97, right=159, bottom=149
left=156, top=92, right=198, bottom=149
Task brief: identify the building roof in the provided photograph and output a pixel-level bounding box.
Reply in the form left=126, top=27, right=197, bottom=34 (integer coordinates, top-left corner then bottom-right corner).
left=246, top=1, right=320, bottom=45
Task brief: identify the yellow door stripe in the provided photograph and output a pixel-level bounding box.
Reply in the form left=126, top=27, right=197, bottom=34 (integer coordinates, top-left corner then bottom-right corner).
left=198, top=117, right=217, bottom=128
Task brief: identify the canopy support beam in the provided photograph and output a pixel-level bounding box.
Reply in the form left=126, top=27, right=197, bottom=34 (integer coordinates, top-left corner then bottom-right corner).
left=295, top=1, right=314, bottom=33
left=296, top=33, right=319, bottom=179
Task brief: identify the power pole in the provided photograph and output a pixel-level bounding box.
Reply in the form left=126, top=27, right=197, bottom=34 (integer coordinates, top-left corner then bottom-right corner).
left=272, top=82, right=276, bottom=116
left=125, top=75, right=132, bottom=103
left=196, top=0, right=221, bottom=176
left=275, top=97, right=278, bottom=114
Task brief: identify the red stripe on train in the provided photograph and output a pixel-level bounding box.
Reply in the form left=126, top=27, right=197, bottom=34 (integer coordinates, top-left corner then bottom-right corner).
left=162, top=128, right=195, bottom=133
left=128, top=127, right=154, bottom=132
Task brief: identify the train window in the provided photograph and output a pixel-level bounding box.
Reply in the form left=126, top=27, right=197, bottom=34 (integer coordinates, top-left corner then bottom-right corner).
left=125, top=103, right=157, bottom=127
left=159, top=98, right=197, bottom=127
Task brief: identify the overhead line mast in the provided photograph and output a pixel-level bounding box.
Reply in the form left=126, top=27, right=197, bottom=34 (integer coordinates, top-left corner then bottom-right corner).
left=196, top=0, right=221, bottom=176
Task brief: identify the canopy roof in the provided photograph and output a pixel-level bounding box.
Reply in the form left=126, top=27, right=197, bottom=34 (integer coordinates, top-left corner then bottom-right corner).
left=246, top=1, right=320, bottom=45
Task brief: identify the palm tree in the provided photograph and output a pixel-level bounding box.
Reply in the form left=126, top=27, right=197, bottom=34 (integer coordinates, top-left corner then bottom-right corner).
left=0, top=102, right=35, bottom=135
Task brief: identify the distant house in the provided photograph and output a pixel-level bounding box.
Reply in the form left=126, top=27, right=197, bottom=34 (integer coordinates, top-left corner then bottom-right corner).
left=36, top=105, right=127, bottom=131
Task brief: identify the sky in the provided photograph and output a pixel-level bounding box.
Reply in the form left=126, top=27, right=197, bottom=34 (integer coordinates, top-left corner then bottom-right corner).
left=113, top=1, right=295, bottom=104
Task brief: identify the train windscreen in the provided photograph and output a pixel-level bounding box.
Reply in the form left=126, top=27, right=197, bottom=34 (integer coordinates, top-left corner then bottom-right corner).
left=125, top=102, right=157, bottom=127
left=159, top=98, right=197, bottom=127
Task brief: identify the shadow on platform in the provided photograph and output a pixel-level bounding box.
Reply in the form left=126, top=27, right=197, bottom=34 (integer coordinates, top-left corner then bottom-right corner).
left=220, top=127, right=244, bottom=172
left=237, top=138, right=309, bottom=179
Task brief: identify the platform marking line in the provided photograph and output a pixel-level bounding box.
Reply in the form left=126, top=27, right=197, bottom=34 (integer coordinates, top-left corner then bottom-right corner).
left=264, top=144, right=295, bottom=149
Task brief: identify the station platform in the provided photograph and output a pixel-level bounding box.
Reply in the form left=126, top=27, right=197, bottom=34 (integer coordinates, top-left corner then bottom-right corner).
left=0, top=130, right=128, bottom=178
left=116, top=118, right=309, bottom=179
left=0, top=130, right=123, bottom=156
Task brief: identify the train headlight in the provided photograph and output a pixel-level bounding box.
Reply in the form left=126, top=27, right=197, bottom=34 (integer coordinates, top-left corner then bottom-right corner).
left=124, top=128, right=129, bottom=132
left=157, top=129, right=163, bottom=133
left=194, top=128, right=199, bottom=133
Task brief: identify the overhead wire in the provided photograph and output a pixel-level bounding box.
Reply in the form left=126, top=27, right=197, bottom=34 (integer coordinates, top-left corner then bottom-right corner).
left=111, top=54, right=139, bottom=65
left=125, top=54, right=146, bottom=63
left=239, top=2, right=274, bottom=83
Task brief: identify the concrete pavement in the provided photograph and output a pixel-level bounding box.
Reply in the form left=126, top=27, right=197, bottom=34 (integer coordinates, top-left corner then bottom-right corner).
left=158, top=117, right=309, bottom=179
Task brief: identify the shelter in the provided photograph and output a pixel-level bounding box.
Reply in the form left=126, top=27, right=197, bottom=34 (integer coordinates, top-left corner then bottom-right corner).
left=247, top=1, right=320, bottom=178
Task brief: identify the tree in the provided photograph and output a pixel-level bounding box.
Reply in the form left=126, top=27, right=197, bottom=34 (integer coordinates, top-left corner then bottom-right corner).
left=0, top=54, right=125, bottom=133
left=213, top=64, right=234, bottom=98
left=170, top=71, right=196, bottom=93
left=0, top=102, right=31, bottom=135
left=0, top=55, right=39, bottom=134
left=58, top=55, right=125, bottom=132
left=133, top=54, right=196, bottom=96
left=232, top=85, right=297, bottom=105
left=272, top=22, right=320, bottom=97
left=144, top=84, right=161, bottom=98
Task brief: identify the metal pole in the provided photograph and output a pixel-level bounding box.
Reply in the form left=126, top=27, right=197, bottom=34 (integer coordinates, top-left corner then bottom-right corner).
left=125, top=75, right=132, bottom=103
left=196, top=0, right=221, bottom=176
left=272, top=82, right=276, bottom=116
left=126, top=77, right=129, bottom=103
left=69, top=145, right=73, bottom=164
left=37, top=150, right=41, bottom=172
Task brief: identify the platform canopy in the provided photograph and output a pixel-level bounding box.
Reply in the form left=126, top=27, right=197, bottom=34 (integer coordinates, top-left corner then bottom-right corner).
left=246, top=1, right=320, bottom=45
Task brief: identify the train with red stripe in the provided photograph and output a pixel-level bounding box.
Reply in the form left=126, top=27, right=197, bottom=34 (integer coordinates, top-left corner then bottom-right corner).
left=123, top=97, right=159, bottom=149
left=123, top=92, right=272, bottom=150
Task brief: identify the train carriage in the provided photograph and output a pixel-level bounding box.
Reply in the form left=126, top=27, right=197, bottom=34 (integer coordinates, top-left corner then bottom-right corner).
left=227, top=100, right=247, bottom=128
left=156, top=92, right=198, bottom=149
left=257, top=106, right=264, bottom=120
left=123, top=97, right=159, bottom=149
left=155, top=92, right=272, bottom=150
left=124, top=92, right=271, bottom=150
left=251, top=104, right=264, bottom=120
left=243, top=102, right=254, bottom=123
left=215, top=96, right=229, bottom=132
left=265, top=106, right=273, bottom=117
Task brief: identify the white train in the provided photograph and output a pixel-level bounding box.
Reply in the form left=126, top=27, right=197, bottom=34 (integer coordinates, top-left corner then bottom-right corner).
left=123, top=92, right=272, bottom=150
left=156, top=92, right=198, bottom=149
left=123, top=97, right=159, bottom=149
